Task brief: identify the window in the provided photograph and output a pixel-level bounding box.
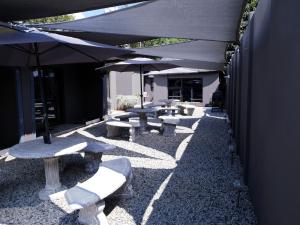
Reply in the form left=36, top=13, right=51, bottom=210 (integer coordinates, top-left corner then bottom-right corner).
left=168, top=78, right=203, bottom=102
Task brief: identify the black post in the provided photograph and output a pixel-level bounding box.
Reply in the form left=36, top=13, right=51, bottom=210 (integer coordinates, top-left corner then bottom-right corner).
left=33, top=43, right=51, bottom=144
left=139, top=65, right=144, bottom=109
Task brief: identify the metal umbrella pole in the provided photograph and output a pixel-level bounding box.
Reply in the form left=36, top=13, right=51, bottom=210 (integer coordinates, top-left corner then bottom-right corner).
left=33, top=43, right=51, bottom=144
left=139, top=64, right=144, bottom=109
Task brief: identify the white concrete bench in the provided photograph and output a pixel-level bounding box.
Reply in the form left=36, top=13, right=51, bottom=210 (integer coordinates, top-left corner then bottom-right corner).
left=64, top=158, right=133, bottom=225
left=106, top=121, right=139, bottom=142
left=159, top=116, right=180, bottom=137
left=113, top=112, right=138, bottom=122
left=82, top=142, right=116, bottom=173
left=178, top=105, right=196, bottom=116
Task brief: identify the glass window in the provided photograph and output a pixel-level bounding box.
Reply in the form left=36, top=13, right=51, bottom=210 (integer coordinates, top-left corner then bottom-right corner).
left=168, top=78, right=203, bottom=102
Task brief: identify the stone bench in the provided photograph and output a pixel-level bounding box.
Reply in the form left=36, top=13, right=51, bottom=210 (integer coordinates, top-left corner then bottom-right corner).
left=159, top=116, right=180, bottom=137
left=82, top=142, right=116, bottom=173
left=106, top=121, right=139, bottom=142
left=64, top=158, right=133, bottom=225
left=113, top=112, right=138, bottom=122
left=178, top=105, right=196, bottom=116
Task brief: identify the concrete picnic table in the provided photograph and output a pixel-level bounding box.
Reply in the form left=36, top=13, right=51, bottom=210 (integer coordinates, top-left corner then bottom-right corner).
left=9, top=136, right=89, bottom=200
left=158, top=99, right=179, bottom=107
left=157, top=106, right=179, bottom=116
left=127, top=107, right=158, bottom=133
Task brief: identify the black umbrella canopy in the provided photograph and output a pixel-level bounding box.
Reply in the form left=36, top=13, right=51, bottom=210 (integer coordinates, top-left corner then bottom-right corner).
left=0, top=0, right=149, bottom=22
left=0, top=23, right=132, bottom=143
left=100, top=58, right=179, bottom=73
left=49, top=30, right=155, bottom=46
left=0, top=24, right=132, bottom=67
left=39, top=0, right=246, bottom=42
left=99, top=57, right=179, bottom=108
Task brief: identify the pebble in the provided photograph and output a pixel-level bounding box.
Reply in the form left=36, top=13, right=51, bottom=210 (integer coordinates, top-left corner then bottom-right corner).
left=0, top=108, right=257, bottom=225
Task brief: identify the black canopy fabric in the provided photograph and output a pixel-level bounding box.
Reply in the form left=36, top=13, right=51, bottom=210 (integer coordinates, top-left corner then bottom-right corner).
left=53, top=31, right=154, bottom=45
left=40, top=0, right=246, bottom=42
left=168, top=60, right=225, bottom=71
left=0, top=0, right=149, bottom=22
left=0, top=24, right=132, bottom=66
left=133, top=40, right=227, bottom=63
left=0, top=23, right=132, bottom=143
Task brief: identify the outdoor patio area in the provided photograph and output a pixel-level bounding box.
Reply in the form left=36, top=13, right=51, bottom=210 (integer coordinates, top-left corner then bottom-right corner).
left=0, top=108, right=256, bottom=225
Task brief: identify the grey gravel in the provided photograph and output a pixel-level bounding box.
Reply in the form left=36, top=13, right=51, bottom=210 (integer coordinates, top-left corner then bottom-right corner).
left=0, top=108, right=257, bottom=225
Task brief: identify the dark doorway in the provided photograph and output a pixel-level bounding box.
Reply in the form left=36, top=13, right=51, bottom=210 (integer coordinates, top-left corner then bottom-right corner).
left=0, top=67, right=20, bottom=149
left=33, top=68, right=64, bottom=136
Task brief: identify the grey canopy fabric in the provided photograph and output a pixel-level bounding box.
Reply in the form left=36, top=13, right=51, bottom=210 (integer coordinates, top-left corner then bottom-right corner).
left=164, top=59, right=224, bottom=71
left=53, top=31, right=154, bottom=45
left=100, top=57, right=179, bottom=72
left=133, top=40, right=227, bottom=63
left=0, top=24, right=132, bottom=66
left=40, top=0, right=246, bottom=42
left=0, top=0, right=149, bottom=22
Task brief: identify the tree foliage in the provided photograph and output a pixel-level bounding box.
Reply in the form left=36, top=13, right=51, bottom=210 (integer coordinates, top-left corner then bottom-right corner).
left=128, top=38, right=189, bottom=49
left=240, top=0, right=259, bottom=34
left=24, top=15, right=74, bottom=25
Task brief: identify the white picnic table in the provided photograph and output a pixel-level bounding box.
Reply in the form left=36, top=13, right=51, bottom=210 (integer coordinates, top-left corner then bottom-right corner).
left=9, top=136, right=89, bottom=200
left=127, top=107, right=158, bottom=133
left=158, top=99, right=179, bottom=107
left=156, top=106, right=179, bottom=116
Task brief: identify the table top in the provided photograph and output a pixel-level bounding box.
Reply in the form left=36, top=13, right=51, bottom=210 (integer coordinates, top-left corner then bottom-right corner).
left=158, top=99, right=174, bottom=104
left=157, top=107, right=179, bottom=111
left=113, top=112, right=138, bottom=119
left=85, top=142, right=116, bottom=153
left=127, top=108, right=158, bottom=113
left=9, top=136, right=89, bottom=159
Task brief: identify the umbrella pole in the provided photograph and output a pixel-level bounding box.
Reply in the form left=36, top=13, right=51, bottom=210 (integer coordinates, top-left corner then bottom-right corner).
left=34, top=43, right=51, bottom=144
left=140, top=65, right=144, bottom=109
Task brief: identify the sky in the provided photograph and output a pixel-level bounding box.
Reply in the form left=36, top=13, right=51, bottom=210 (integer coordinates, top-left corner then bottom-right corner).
left=72, top=3, right=139, bottom=20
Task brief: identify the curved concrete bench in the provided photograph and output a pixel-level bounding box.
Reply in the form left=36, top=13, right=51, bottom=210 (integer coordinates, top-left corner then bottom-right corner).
left=178, top=105, right=196, bottom=116
left=106, top=121, right=138, bottom=142
left=159, top=116, right=180, bottom=137
left=65, top=158, right=133, bottom=225
left=113, top=112, right=138, bottom=122
left=82, top=142, right=116, bottom=173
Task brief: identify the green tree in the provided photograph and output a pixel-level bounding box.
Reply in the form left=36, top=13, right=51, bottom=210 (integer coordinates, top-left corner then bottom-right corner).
left=128, top=37, right=189, bottom=48
left=24, top=15, right=74, bottom=25
left=240, top=0, right=259, bottom=34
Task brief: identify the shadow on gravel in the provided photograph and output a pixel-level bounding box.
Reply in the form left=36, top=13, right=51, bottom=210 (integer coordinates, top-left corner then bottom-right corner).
left=138, top=111, right=257, bottom=225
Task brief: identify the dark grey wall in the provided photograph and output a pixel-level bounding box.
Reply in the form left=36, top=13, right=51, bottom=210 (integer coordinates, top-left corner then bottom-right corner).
left=153, top=72, right=219, bottom=105
left=59, top=63, right=103, bottom=123
left=0, top=67, right=20, bottom=149
left=227, top=0, right=300, bottom=224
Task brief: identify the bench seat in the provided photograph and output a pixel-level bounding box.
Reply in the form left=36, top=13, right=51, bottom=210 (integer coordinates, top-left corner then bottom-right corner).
left=106, top=121, right=139, bottom=142
left=65, top=158, right=133, bottom=225
left=159, top=116, right=180, bottom=137
left=178, top=105, right=196, bottom=116
left=82, top=142, right=116, bottom=173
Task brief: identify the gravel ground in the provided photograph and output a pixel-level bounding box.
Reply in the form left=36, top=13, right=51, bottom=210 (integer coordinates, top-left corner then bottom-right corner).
left=0, top=108, right=257, bottom=225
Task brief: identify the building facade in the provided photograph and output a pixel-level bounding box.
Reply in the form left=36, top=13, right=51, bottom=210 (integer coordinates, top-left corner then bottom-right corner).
left=148, top=70, right=219, bottom=106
